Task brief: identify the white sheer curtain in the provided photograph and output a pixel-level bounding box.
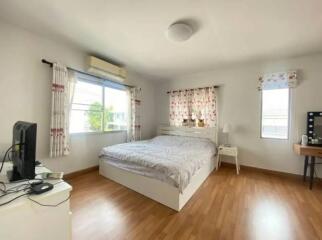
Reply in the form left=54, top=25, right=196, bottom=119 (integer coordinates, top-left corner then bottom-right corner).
left=127, top=87, right=141, bottom=142
left=49, top=63, right=76, bottom=157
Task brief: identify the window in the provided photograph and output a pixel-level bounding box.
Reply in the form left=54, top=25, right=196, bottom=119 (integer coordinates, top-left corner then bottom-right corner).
left=70, top=75, right=129, bottom=134
left=104, top=87, right=128, bottom=131
left=261, top=88, right=289, bottom=139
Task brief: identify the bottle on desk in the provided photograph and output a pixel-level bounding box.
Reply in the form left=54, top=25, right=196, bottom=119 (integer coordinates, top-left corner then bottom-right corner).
left=301, top=135, right=308, bottom=146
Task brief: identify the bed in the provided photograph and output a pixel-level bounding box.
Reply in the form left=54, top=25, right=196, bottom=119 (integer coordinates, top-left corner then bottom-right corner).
left=99, top=126, right=218, bottom=211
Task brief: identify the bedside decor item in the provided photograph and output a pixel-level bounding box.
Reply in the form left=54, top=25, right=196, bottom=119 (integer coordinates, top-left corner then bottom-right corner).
left=190, top=119, right=196, bottom=127
left=223, top=123, right=231, bottom=146
left=307, top=112, right=322, bottom=146
left=182, top=119, right=189, bottom=127
left=198, top=119, right=205, bottom=127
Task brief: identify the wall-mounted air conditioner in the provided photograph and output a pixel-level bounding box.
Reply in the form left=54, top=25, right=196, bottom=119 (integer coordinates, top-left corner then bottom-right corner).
left=87, top=56, right=127, bottom=82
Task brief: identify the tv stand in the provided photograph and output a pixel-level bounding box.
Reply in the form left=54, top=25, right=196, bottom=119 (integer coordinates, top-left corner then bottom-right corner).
left=0, top=162, right=72, bottom=240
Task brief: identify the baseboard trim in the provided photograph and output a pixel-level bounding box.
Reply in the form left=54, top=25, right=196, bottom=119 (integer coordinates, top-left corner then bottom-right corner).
left=221, top=162, right=302, bottom=179
left=64, top=165, right=99, bottom=180
left=63, top=162, right=319, bottom=181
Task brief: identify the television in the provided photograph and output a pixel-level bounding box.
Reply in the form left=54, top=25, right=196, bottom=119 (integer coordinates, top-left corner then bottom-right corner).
left=7, top=121, right=37, bottom=182
left=307, top=112, right=322, bottom=147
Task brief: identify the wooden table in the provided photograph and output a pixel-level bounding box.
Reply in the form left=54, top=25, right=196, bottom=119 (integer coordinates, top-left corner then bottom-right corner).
left=293, top=144, right=322, bottom=189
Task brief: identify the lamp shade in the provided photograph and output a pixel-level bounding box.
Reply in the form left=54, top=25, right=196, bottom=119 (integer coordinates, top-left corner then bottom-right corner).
left=223, top=123, right=231, bottom=133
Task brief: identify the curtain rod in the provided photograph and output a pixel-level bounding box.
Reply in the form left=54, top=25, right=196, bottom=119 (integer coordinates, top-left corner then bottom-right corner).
left=166, top=86, right=219, bottom=94
left=41, top=59, right=135, bottom=88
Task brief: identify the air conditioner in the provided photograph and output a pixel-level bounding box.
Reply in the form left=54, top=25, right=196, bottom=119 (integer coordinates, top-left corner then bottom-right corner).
left=87, top=56, right=127, bottom=82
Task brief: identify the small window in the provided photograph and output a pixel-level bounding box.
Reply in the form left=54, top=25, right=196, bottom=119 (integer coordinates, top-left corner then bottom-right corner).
left=261, top=88, right=289, bottom=139
left=70, top=75, right=129, bottom=134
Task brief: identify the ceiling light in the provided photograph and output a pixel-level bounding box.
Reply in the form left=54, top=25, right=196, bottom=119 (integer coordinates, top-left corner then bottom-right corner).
left=166, top=23, right=193, bottom=42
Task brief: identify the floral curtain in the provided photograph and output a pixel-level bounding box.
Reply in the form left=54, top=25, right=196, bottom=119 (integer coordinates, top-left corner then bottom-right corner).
left=258, top=71, right=297, bottom=90
left=169, top=86, right=217, bottom=127
left=127, top=87, right=141, bottom=141
left=50, top=63, right=76, bottom=158
left=169, top=91, right=190, bottom=126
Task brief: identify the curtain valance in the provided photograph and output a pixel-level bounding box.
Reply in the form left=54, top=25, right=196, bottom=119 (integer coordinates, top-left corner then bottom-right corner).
left=258, top=71, right=297, bottom=91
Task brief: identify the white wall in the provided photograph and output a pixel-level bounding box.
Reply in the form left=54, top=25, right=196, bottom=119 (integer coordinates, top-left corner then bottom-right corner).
left=0, top=21, right=156, bottom=173
left=155, top=54, right=322, bottom=176
left=1, top=19, right=321, bottom=177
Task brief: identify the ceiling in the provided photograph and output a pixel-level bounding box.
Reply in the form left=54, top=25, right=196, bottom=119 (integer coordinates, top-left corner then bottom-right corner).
left=1, top=0, right=322, bottom=80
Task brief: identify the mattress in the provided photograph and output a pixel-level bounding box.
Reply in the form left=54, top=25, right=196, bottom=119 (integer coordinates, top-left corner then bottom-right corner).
left=99, top=135, right=216, bottom=192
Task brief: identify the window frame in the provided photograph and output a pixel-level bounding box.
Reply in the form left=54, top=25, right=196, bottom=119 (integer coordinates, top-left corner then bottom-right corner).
left=260, top=88, right=291, bottom=140
left=70, top=74, right=128, bottom=135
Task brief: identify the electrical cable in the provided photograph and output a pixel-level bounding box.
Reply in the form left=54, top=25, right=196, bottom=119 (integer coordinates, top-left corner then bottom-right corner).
left=0, top=144, right=22, bottom=173
left=27, top=194, right=70, bottom=207
left=0, top=193, right=29, bottom=206
left=0, top=187, right=30, bottom=198
left=0, top=182, right=30, bottom=198
left=0, top=145, right=15, bottom=173
left=0, top=180, right=43, bottom=198
left=26, top=180, right=68, bottom=207
left=6, top=184, right=30, bottom=193
left=0, top=180, right=67, bottom=206
left=0, top=181, right=6, bottom=194
left=7, top=150, right=13, bottom=162
left=3, top=181, right=30, bottom=191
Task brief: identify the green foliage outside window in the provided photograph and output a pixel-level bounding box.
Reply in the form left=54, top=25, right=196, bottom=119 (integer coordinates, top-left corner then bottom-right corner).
left=86, top=102, right=114, bottom=131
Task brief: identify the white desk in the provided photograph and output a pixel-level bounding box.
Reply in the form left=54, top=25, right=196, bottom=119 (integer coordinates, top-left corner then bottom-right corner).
left=0, top=163, right=72, bottom=240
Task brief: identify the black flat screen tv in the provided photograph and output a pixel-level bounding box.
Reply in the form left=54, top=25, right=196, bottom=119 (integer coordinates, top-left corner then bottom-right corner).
left=7, top=121, right=37, bottom=182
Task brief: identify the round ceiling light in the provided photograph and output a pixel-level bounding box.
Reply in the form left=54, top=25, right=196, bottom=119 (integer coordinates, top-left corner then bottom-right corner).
left=166, top=23, right=193, bottom=42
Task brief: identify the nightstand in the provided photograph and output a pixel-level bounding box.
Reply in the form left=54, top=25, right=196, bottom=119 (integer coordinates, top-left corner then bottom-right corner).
left=217, top=145, right=240, bottom=174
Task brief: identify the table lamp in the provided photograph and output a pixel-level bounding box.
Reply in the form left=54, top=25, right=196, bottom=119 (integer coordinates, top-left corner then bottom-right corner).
left=223, top=123, right=231, bottom=146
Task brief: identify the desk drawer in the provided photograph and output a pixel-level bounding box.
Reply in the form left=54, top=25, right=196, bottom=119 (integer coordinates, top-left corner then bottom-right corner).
left=218, top=147, right=237, bottom=156
left=301, top=148, right=322, bottom=157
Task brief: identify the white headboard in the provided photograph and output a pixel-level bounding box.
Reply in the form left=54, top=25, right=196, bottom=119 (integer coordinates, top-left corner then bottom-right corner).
left=157, top=125, right=218, bottom=144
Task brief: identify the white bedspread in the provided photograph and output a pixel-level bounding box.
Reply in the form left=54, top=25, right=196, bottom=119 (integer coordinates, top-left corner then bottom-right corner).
left=99, top=135, right=216, bottom=192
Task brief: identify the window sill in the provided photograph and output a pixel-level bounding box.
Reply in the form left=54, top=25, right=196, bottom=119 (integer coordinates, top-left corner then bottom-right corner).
left=260, top=136, right=289, bottom=140
left=70, top=130, right=127, bottom=136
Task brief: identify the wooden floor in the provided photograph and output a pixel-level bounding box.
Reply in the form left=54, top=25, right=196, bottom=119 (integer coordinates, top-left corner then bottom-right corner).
left=67, top=166, right=322, bottom=240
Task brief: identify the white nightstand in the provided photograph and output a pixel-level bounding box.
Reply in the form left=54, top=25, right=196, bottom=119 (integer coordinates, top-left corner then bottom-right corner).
left=217, top=145, right=240, bottom=174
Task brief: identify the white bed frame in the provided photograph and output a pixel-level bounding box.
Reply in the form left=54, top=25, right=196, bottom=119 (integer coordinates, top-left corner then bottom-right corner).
left=99, top=125, right=218, bottom=211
